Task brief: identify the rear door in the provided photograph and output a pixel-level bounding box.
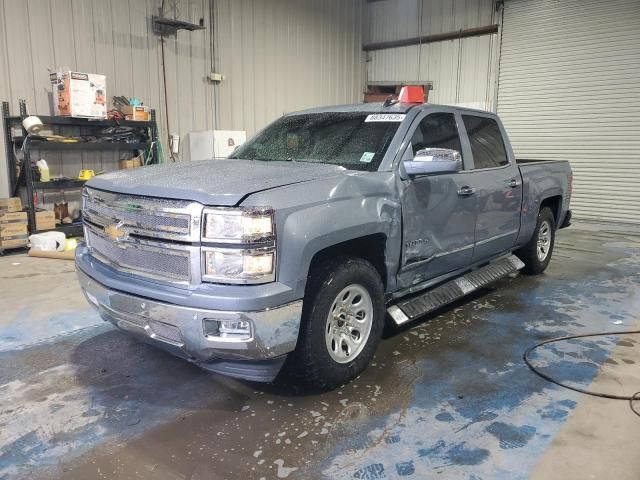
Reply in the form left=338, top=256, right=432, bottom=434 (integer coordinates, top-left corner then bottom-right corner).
left=460, top=114, right=522, bottom=263
left=398, top=111, right=477, bottom=288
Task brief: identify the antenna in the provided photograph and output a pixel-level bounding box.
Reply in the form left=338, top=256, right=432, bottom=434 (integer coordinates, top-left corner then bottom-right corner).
left=383, top=95, right=398, bottom=107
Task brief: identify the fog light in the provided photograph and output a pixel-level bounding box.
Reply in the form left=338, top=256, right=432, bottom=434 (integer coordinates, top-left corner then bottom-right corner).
left=204, top=318, right=252, bottom=340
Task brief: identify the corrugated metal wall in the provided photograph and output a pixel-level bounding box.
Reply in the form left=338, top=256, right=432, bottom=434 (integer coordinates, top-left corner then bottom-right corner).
left=0, top=0, right=364, bottom=197
left=365, top=0, right=499, bottom=110
left=497, top=0, right=640, bottom=224
left=214, top=0, right=365, bottom=135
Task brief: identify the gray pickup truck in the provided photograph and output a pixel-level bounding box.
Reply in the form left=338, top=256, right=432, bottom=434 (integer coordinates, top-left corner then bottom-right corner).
left=76, top=101, right=572, bottom=389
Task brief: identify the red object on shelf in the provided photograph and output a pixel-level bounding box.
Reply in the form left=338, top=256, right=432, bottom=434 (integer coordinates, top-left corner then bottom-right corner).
left=398, top=85, right=425, bottom=103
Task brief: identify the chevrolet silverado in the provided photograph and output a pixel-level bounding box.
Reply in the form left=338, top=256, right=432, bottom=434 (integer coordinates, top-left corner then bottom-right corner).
left=76, top=98, right=572, bottom=389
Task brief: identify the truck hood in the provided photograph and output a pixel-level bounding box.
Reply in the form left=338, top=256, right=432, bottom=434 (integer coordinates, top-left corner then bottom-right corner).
left=86, top=159, right=348, bottom=206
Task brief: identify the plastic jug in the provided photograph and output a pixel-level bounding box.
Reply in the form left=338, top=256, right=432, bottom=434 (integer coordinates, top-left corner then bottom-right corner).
left=36, top=159, right=50, bottom=182
left=29, top=231, right=66, bottom=252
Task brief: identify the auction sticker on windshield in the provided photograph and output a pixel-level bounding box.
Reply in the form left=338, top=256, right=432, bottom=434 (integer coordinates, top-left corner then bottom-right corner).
left=365, top=113, right=406, bottom=122
left=359, top=152, right=375, bottom=163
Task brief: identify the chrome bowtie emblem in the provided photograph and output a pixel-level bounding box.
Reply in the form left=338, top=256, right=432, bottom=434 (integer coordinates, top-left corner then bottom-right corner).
left=104, top=221, right=128, bottom=242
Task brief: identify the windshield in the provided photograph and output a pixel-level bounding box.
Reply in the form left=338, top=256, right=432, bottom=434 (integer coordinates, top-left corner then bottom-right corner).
left=229, top=112, right=402, bottom=171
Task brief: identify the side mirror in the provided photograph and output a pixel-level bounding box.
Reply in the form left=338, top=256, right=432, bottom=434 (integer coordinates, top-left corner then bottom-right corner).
left=404, top=148, right=462, bottom=176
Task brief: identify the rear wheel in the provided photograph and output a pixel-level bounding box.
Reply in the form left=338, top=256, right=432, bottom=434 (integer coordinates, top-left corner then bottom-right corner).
left=283, top=257, right=385, bottom=390
left=516, top=207, right=556, bottom=275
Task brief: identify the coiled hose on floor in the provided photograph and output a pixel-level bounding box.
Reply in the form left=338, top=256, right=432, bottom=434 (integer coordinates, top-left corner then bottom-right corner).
left=523, top=330, right=640, bottom=417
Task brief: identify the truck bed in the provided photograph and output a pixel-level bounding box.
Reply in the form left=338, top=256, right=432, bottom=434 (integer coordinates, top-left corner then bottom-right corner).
left=516, top=158, right=572, bottom=244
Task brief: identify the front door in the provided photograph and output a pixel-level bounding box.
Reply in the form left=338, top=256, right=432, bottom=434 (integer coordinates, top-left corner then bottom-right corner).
left=398, top=112, right=477, bottom=289
left=460, top=114, right=522, bottom=263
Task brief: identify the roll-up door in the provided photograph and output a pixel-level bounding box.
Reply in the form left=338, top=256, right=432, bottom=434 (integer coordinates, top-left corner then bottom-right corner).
left=498, top=0, right=640, bottom=224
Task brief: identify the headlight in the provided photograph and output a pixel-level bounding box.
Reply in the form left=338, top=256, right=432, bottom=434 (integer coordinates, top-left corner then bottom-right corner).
left=202, top=207, right=274, bottom=243
left=202, top=247, right=275, bottom=284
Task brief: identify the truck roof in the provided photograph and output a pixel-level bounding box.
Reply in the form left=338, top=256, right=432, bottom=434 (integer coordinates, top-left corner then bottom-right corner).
left=287, top=102, right=492, bottom=116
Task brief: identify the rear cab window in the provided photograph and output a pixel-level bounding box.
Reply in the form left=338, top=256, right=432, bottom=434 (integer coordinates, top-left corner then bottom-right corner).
left=462, top=115, right=509, bottom=169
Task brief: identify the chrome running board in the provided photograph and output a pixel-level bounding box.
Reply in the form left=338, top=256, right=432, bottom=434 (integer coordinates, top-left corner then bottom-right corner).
left=387, top=254, right=524, bottom=325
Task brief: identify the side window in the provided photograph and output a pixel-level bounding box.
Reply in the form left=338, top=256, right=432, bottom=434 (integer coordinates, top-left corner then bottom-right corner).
left=462, top=115, right=508, bottom=169
left=410, top=113, right=463, bottom=159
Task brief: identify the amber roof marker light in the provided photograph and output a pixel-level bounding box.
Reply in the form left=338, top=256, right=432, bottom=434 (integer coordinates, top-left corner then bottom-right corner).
left=382, top=85, right=425, bottom=107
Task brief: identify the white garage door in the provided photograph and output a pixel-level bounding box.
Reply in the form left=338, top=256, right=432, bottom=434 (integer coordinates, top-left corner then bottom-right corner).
left=497, top=0, right=640, bottom=224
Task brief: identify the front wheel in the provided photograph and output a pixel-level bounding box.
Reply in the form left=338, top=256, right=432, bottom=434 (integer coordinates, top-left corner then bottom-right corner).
left=516, top=207, right=556, bottom=275
left=283, top=257, right=385, bottom=390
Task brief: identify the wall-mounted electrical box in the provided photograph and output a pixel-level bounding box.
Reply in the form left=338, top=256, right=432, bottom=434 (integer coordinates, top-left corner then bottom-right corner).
left=184, top=130, right=247, bottom=161
left=208, top=73, right=224, bottom=82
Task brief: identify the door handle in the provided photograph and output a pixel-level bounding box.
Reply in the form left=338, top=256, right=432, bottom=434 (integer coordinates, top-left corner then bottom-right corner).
left=507, top=178, right=520, bottom=188
left=457, top=186, right=476, bottom=196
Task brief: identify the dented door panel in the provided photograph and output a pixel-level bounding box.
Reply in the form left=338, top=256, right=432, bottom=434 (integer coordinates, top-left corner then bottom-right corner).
left=398, top=174, right=476, bottom=288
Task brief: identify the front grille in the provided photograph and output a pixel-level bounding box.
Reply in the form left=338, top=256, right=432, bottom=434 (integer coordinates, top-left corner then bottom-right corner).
left=83, top=188, right=202, bottom=242
left=87, top=200, right=190, bottom=231
left=86, top=227, right=191, bottom=282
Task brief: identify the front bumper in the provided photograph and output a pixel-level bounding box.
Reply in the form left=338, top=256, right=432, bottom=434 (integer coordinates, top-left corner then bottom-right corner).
left=76, top=267, right=302, bottom=381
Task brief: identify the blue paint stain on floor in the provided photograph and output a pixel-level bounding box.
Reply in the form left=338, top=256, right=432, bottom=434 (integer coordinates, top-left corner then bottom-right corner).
left=454, top=411, right=499, bottom=432
left=443, top=442, right=490, bottom=465
left=417, top=440, right=446, bottom=458
left=485, top=422, right=537, bottom=449
left=536, top=400, right=575, bottom=421
left=395, top=460, right=415, bottom=476
left=353, top=463, right=386, bottom=479
left=435, top=412, right=455, bottom=422
left=557, top=399, right=577, bottom=409
left=385, top=434, right=401, bottom=444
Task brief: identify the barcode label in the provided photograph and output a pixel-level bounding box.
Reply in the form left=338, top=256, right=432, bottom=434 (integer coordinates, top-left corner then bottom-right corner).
left=365, top=114, right=406, bottom=122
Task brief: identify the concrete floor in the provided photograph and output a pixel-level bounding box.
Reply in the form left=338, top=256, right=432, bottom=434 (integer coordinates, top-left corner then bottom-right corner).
left=1, top=224, right=639, bottom=480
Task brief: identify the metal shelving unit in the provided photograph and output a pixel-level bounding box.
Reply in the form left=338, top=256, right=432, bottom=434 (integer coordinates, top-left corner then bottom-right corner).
left=2, top=99, right=159, bottom=236
left=5, top=115, right=156, bottom=129
left=27, top=140, right=151, bottom=152
left=33, top=180, right=86, bottom=190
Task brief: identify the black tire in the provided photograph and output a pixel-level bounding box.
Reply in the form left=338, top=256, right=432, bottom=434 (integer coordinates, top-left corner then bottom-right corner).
left=516, top=207, right=556, bottom=275
left=282, top=256, right=385, bottom=391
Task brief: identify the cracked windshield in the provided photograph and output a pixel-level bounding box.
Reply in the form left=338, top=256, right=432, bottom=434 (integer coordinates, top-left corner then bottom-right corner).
left=230, top=112, right=401, bottom=171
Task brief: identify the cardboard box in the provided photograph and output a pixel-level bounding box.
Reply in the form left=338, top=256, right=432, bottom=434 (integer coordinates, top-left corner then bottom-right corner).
left=119, top=157, right=142, bottom=169
left=0, top=211, right=28, bottom=224
left=28, top=249, right=75, bottom=260
left=0, top=197, right=22, bottom=213
left=120, top=105, right=150, bottom=121
left=0, top=223, right=28, bottom=237
left=0, top=227, right=28, bottom=248
left=0, top=235, right=28, bottom=249
left=35, top=210, right=56, bottom=231
left=50, top=70, right=107, bottom=118
left=0, top=210, right=29, bottom=246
